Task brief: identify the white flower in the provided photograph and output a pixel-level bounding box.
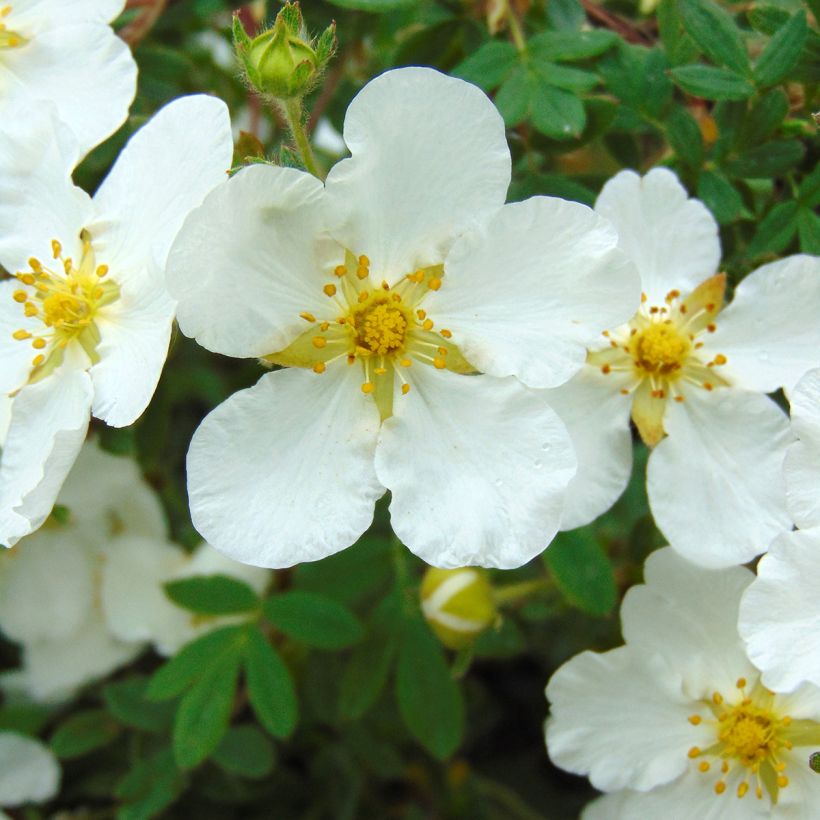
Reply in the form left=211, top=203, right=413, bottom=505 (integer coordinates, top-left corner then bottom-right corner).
left=546, top=547, right=820, bottom=819
left=739, top=368, right=820, bottom=692
left=0, top=94, right=234, bottom=547
left=0, top=0, right=136, bottom=156
left=0, top=732, right=59, bottom=809
left=167, top=67, right=639, bottom=570
left=548, top=167, right=820, bottom=567
left=0, top=440, right=167, bottom=702
left=103, top=539, right=271, bottom=657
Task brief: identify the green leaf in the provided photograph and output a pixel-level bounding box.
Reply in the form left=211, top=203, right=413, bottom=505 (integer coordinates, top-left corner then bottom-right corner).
left=736, top=89, right=788, bottom=150
left=324, top=0, right=417, bottom=9
left=103, top=677, right=176, bottom=733
left=665, top=106, right=704, bottom=169
left=679, top=0, right=749, bottom=75
left=50, top=710, right=120, bottom=760
left=799, top=164, right=820, bottom=209
left=670, top=65, right=755, bottom=100
left=116, top=748, right=183, bottom=820
left=798, top=208, right=820, bottom=254
left=657, top=0, right=699, bottom=65
left=164, top=574, right=260, bottom=616
left=495, top=64, right=529, bottom=127
left=754, top=11, right=807, bottom=87
left=172, top=640, right=242, bottom=769
left=528, top=30, right=617, bottom=61
left=263, top=590, right=364, bottom=649
left=697, top=171, right=744, bottom=224
left=724, top=140, right=805, bottom=178
left=535, top=62, right=598, bottom=93
left=146, top=625, right=249, bottom=701
left=546, top=0, right=585, bottom=30
left=529, top=72, right=586, bottom=139
left=395, top=618, right=464, bottom=760
left=452, top=41, right=518, bottom=92
left=0, top=704, right=52, bottom=736
left=747, top=201, right=799, bottom=257
left=212, top=724, right=276, bottom=779
left=747, top=5, right=791, bottom=36
left=543, top=528, right=617, bottom=616
left=244, top=628, right=298, bottom=739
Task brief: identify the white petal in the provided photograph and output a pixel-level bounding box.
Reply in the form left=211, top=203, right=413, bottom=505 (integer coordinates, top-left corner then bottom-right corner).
left=0, top=397, right=10, bottom=446
left=187, top=365, right=382, bottom=568
left=56, top=440, right=167, bottom=545
left=705, top=255, right=820, bottom=395
left=546, top=646, right=703, bottom=792
left=425, top=197, right=639, bottom=388
left=324, top=67, right=510, bottom=281
left=594, top=168, right=721, bottom=306
left=2, top=22, right=136, bottom=157
left=0, top=280, right=40, bottom=395
left=785, top=368, right=820, bottom=528
left=375, top=368, right=576, bottom=569
left=89, top=285, right=174, bottom=427
left=184, top=541, right=270, bottom=595
left=0, top=366, right=93, bottom=547
left=0, top=105, right=91, bottom=274
left=776, top=748, right=820, bottom=820
left=647, top=388, right=792, bottom=568
left=0, top=528, right=92, bottom=643
left=90, top=95, right=234, bottom=278
left=0, top=733, right=60, bottom=807
left=168, top=164, right=328, bottom=358
left=621, top=547, right=756, bottom=699
left=545, top=366, right=634, bottom=530
left=12, top=0, right=125, bottom=25
left=739, top=528, right=820, bottom=692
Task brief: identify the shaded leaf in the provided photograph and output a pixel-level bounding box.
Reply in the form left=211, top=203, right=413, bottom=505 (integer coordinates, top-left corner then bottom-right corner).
left=213, top=724, right=276, bottom=779
left=244, top=628, right=298, bottom=739
left=50, top=710, right=120, bottom=760
left=671, top=65, right=754, bottom=100
left=164, top=574, right=260, bottom=616
left=263, top=591, right=363, bottom=650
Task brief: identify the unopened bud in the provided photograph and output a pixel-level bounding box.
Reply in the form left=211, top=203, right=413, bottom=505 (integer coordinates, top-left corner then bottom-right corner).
left=810, top=751, right=820, bottom=773
left=420, top=567, right=497, bottom=650
left=233, top=2, right=336, bottom=101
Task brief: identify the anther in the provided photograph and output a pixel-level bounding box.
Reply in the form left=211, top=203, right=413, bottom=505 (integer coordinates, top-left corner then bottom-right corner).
left=433, top=357, right=446, bottom=369
left=51, top=240, right=61, bottom=258
left=323, top=284, right=337, bottom=297
left=32, top=338, right=46, bottom=349
left=422, top=319, right=434, bottom=331
left=428, top=277, right=442, bottom=291
left=12, top=329, right=30, bottom=340
left=704, top=382, right=714, bottom=391
left=698, top=761, right=710, bottom=772
left=688, top=747, right=701, bottom=759
left=374, top=367, right=387, bottom=376
left=707, top=323, right=716, bottom=333
left=688, top=715, right=702, bottom=725
left=13, top=290, right=27, bottom=303
left=713, top=693, right=724, bottom=705
left=416, top=309, right=426, bottom=320
left=320, top=321, right=330, bottom=331
left=300, top=312, right=316, bottom=322
left=312, top=337, right=327, bottom=349
left=440, top=329, right=452, bottom=338
left=334, top=265, right=347, bottom=277
left=400, top=358, right=412, bottom=367
left=736, top=678, right=747, bottom=689
left=313, top=362, right=326, bottom=374
left=16, top=273, right=34, bottom=285
left=32, top=354, right=44, bottom=367
left=777, top=775, right=789, bottom=788
left=358, top=255, right=369, bottom=267
left=361, top=382, right=375, bottom=394
left=96, top=265, right=109, bottom=278
left=715, top=782, right=726, bottom=795
left=356, top=267, right=368, bottom=280
left=737, top=782, right=749, bottom=798
left=402, top=383, right=410, bottom=395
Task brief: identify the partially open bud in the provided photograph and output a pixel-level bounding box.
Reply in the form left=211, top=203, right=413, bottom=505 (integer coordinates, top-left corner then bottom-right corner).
left=420, top=567, right=497, bottom=650
left=233, top=2, right=336, bottom=101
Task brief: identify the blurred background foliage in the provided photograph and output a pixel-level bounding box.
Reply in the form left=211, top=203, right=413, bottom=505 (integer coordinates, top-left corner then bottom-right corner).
left=4, top=0, right=817, bottom=817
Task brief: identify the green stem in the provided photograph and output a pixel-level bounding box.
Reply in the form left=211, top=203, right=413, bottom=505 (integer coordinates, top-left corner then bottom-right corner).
left=493, top=577, right=550, bottom=605
left=283, top=97, right=322, bottom=179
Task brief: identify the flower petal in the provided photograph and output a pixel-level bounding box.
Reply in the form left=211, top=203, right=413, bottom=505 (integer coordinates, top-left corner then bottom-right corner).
left=739, top=528, right=820, bottom=692
left=621, top=547, right=756, bottom=698
left=90, top=95, right=234, bottom=280
left=168, top=164, right=329, bottom=358
left=545, top=366, right=634, bottom=530
left=647, top=388, right=792, bottom=568
left=0, top=364, right=93, bottom=547
left=594, top=168, right=721, bottom=306
left=0, top=733, right=60, bottom=807
left=546, top=646, right=702, bottom=792
left=0, top=280, right=40, bottom=395
left=785, top=368, right=820, bottom=528
left=13, top=0, right=125, bottom=25
left=425, top=197, right=639, bottom=388
left=187, top=365, right=382, bottom=568
left=704, top=255, right=820, bottom=395
left=324, top=67, right=510, bottom=281
left=376, top=368, right=576, bottom=568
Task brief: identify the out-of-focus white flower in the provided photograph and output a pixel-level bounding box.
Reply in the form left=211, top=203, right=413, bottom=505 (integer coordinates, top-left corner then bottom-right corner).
left=546, top=547, right=820, bottom=819
left=103, top=539, right=270, bottom=657
left=167, top=66, right=640, bottom=570
left=739, top=368, right=820, bottom=692
left=548, top=167, right=820, bottom=567
left=0, top=0, right=136, bottom=156
left=0, top=732, right=60, bottom=809
left=0, top=95, right=234, bottom=547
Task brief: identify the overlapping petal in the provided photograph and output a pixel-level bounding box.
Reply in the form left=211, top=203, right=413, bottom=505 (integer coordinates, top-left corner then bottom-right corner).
left=784, top=368, right=820, bottom=528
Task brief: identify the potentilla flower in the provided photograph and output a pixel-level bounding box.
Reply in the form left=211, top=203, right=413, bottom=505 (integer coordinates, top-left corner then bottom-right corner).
left=167, top=67, right=639, bottom=569
left=0, top=0, right=136, bottom=156
left=548, top=167, right=820, bottom=567
left=0, top=94, right=233, bottom=548
left=739, top=368, right=820, bottom=692
left=546, top=548, right=820, bottom=819
left=0, top=732, right=59, bottom=810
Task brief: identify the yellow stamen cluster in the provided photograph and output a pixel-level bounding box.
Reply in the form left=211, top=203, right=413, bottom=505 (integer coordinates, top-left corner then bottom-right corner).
left=10, top=233, right=119, bottom=383
left=0, top=5, right=25, bottom=49
left=687, top=678, right=801, bottom=803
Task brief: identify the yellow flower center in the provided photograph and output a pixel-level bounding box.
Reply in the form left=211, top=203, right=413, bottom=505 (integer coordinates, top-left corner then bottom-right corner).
left=630, top=322, right=690, bottom=375
left=685, top=678, right=820, bottom=803
left=0, top=5, right=26, bottom=50
left=10, top=233, right=120, bottom=384
left=264, top=250, right=476, bottom=420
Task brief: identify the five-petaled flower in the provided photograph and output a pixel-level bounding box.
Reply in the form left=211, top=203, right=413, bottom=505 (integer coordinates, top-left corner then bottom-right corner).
left=546, top=547, right=820, bottom=819
left=0, top=95, right=234, bottom=547
left=548, top=167, right=820, bottom=567
left=167, top=67, right=640, bottom=570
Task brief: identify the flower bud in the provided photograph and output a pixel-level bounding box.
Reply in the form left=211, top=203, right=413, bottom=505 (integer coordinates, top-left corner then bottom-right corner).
left=233, top=3, right=336, bottom=101
left=420, top=567, right=497, bottom=650
left=811, top=751, right=820, bottom=774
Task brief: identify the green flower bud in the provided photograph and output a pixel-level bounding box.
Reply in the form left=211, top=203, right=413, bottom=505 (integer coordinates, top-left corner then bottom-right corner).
left=810, top=751, right=820, bottom=773
left=420, top=567, right=497, bottom=650
left=233, top=3, right=336, bottom=101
